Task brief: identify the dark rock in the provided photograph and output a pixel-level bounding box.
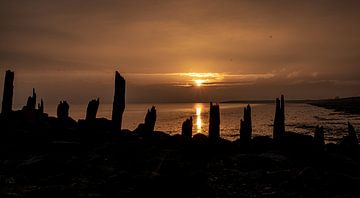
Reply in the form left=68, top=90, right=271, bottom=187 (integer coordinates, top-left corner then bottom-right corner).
left=314, top=126, right=325, bottom=149
left=1, top=70, right=14, bottom=116
left=86, top=98, right=99, bottom=120
left=209, top=102, right=220, bottom=141
left=192, top=133, right=209, bottom=144
left=280, top=132, right=314, bottom=152
left=111, top=71, right=126, bottom=130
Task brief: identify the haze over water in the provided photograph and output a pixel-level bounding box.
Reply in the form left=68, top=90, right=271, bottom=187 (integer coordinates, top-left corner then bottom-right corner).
left=15, top=103, right=360, bottom=143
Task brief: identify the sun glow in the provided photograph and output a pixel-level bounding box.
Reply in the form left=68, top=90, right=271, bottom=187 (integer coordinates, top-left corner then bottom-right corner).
left=180, top=72, right=223, bottom=87
left=194, top=79, right=206, bottom=87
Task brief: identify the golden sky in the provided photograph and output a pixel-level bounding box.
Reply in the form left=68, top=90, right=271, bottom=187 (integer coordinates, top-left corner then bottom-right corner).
left=1, top=0, right=360, bottom=104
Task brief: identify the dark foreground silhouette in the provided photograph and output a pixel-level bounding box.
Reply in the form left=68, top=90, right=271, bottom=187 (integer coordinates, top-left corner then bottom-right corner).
left=1, top=70, right=360, bottom=197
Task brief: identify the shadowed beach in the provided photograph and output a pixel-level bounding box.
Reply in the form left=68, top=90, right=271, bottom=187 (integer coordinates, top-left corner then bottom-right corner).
left=1, top=70, right=360, bottom=197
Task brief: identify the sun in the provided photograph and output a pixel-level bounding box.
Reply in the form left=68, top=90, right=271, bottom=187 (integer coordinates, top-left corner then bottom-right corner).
left=194, top=79, right=206, bottom=87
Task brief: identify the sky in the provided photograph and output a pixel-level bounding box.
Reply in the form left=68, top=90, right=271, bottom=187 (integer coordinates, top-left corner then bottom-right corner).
left=1, top=0, right=360, bottom=105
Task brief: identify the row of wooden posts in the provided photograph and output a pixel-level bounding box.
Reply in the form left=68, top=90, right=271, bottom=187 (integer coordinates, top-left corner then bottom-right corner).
left=181, top=96, right=286, bottom=143
left=1, top=70, right=332, bottom=144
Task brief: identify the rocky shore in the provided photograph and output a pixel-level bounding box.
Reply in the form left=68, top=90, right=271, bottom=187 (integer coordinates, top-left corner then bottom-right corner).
left=1, top=119, right=360, bottom=197
left=1, top=70, right=360, bottom=197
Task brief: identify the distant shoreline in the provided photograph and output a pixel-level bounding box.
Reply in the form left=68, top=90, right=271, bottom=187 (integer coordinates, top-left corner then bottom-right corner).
left=308, top=97, right=360, bottom=115
left=221, top=99, right=313, bottom=104
left=223, top=97, right=360, bottom=115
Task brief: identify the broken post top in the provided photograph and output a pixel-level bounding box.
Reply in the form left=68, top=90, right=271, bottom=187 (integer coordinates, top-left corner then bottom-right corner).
left=85, top=98, right=100, bottom=120
left=115, top=71, right=125, bottom=81
left=209, top=102, right=220, bottom=140
left=38, top=99, right=44, bottom=114
left=112, top=71, right=126, bottom=130
left=57, top=100, right=70, bottom=119
left=1, top=70, right=15, bottom=116
left=182, top=116, right=193, bottom=140
left=114, top=71, right=125, bottom=91
left=240, top=104, right=252, bottom=143
left=273, top=95, right=285, bottom=141
left=23, top=88, right=37, bottom=111
left=86, top=98, right=100, bottom=120
left=145, top=106, right=156, bottom=123
left=5, top=70, right=14, bottom=79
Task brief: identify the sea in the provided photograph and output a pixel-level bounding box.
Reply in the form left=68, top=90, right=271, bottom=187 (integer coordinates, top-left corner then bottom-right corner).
left=16, top=103, right=360, bottom=143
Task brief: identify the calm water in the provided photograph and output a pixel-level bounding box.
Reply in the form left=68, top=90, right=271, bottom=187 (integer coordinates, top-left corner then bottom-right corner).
left=20, top=103, right=360, bottom=143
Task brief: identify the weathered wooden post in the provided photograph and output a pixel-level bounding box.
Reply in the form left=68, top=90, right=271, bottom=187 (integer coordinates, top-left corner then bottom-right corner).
left=23, top=88, right=37, bottom=111
left=111, top=71, right=126, bottom=130
left=273, top=95, right=285, bottom=141
left=1, top=70, right=14, bottom=116
left=57, top=101, right=69, bottom=120
left=38, top=99, right=44, bottom=114
left=86, top=98, right=99, bottom=120
left=240, top=104, right=252, bottom=144
left=182, top=116, right=193, bottom=141
left=209, top=102, right=220, bottom=141
left=144, top=106, right=156, bottom=132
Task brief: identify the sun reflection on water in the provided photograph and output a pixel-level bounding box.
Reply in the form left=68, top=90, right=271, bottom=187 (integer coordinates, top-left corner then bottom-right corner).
left=195, top=104, right=203, bottom=134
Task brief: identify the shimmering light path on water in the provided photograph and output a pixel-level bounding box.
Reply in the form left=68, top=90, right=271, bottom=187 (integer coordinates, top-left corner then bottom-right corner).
left=17, top=103, right=360, bottom=143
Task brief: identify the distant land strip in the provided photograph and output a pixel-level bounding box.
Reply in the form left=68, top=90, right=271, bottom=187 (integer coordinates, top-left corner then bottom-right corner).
left=307, top=97, right=360, bottom=115
left=221, top=99, right=312, bottom=104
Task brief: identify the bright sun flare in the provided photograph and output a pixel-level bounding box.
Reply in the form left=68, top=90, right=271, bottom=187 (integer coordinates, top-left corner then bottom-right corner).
left=194, top=79, right=206, bottom=87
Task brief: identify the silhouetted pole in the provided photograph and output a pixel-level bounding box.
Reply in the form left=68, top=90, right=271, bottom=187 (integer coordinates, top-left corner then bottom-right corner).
left=1, top=70, right=14, bottom=116
left=273, top=95, right=285, bottom=141
left=57, top=101, right=69, bottom=120
left=23, top=88, right=37, bottom=110
left=314, top=125, right=325, bottom=148
left=240, top=104, right=252, bottom=144
left=86, top=98, right=99, bottom=120
left=280, top=95, right=285, bottom=135
left=182, top=117, right=193, bottom=141
left=38, top=99, right=44, bottom=114
left=209, top=102, right=220, bottom=141
left=111, top=71, right=126, bottom=130
left=144, top=106, right=156, bottom=132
